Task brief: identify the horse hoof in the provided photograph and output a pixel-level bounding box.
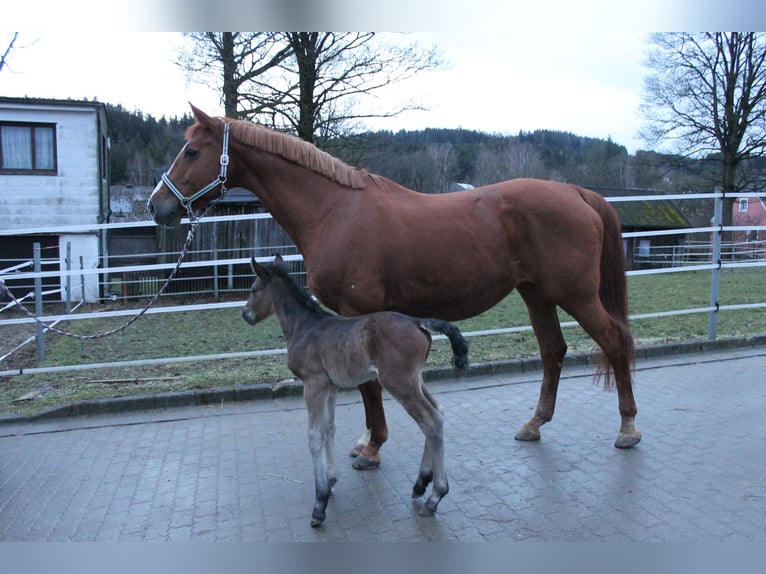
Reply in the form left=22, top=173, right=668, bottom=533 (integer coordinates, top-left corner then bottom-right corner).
left=311, top=509, right=326, bottom=527
left=351, top=455, right=380, bottom=470
left=615, top=431, right=642, bottom=449
left=419, top=500, right=439, bottom=517
left=514, top=428, right=541, bottom=442
left=349, top=445, right=362, bottom=458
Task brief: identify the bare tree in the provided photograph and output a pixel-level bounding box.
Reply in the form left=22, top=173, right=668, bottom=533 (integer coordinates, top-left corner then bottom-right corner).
left=179, top=32, right=443, bottom=144
left=640, top=33, right=766, bottom=229
left=178, top=33, right=292, bottom=119
left=276, top=33, right=443, bottom=144
left=1, top=32, right=19, bottom=74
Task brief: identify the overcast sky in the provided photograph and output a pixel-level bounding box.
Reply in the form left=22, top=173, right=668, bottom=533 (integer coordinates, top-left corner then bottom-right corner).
left=4, top=1, right=765, bottom=155
left=2, top=31, right=650, bottom=153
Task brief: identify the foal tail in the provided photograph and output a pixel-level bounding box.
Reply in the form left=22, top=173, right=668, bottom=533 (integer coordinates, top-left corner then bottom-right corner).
left=417, top=319, right=470, bottom=372
left=580, top=189, right=636, bottom=389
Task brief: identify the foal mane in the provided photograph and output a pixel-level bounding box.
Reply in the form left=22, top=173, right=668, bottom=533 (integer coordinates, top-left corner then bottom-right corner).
left=189, top=118, right=369, bottom=190
left=267, top=261, right=330, bottom=318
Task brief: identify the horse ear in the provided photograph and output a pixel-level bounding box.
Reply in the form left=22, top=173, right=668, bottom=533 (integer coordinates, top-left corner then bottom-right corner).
left=189, top=103, right=212, bottom=126
left=250, top=256, right=270, bottom=280
left=272, top=253, right=290, bottom=273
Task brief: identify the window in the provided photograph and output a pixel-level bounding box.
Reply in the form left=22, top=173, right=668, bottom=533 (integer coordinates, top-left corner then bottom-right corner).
left=0, top=122, right=57, bottom=173
left=739, top=198, right=749, bottom=212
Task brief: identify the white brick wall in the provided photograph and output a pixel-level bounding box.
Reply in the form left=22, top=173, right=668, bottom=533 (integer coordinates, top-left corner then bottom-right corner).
left=0, top=106, right=103, bottom=228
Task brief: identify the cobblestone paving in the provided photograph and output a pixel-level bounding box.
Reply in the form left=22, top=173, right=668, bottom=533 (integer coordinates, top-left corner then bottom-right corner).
left=1, top=348, right=765, bottom=541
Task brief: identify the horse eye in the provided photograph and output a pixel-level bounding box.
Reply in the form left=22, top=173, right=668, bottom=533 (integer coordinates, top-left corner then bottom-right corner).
left=184, top=148, right=199, bottom=160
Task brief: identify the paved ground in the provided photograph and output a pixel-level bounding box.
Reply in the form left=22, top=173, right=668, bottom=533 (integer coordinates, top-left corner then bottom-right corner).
left=1, top=344, right=765, bottom=542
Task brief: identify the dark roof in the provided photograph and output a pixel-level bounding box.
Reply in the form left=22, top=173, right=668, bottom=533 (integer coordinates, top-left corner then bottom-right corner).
left=588, top=186, right=692, bottom=230
left=0, top=96, right=107, bottom=113
left=217, top=187, right=261, bottom=205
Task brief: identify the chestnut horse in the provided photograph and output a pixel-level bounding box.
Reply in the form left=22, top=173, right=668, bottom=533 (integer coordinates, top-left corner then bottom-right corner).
left=148, top=105, right=641, bottom=470
left=242, top=254, right=468, bottom=526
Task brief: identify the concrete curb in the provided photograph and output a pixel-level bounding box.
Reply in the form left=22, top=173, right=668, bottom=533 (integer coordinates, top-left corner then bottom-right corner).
left=3, top=334, right=766, bottom=425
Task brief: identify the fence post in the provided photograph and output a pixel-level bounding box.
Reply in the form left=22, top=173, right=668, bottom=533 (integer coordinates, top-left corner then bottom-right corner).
left=65, top=241, right=72, bottom=314
left=213, top=223, right=219, bottom=301
left=80, top=256, right=86, bottom=302
left=33, top=242, right=45, bottom=361
left=708, top=187, right=723, bottom=340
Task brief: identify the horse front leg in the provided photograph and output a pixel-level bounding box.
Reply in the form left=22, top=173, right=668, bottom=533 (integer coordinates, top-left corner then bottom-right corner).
left=350, top=379, right=388, bottom=470
left=304, top=378, right=334, bottom=527
left=515, top=284, right=567, bottom=442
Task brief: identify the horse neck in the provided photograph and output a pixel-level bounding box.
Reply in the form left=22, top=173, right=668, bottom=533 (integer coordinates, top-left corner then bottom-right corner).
left=232, top=145, right=353, bottom=249
left=269, top=278, right=325, bottom=344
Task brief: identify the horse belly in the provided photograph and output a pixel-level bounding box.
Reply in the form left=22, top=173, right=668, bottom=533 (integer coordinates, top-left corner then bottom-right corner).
left=326, top=361, right=379, bottom=388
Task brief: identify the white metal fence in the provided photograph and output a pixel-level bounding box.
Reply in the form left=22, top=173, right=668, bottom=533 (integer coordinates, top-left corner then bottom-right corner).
left=2, top=189, right=766, bottom=376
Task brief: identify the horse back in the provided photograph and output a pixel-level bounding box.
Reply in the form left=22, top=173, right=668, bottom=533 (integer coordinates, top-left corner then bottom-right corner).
left=287, top=312, right=430, bottom=388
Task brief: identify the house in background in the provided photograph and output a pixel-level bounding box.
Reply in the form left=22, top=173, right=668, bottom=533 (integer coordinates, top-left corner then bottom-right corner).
left=732, top=189, right=766, bottom=259
left=0, top=97, right=110, bottom=302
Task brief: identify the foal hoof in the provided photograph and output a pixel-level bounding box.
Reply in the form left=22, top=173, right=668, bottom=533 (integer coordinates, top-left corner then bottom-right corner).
left=418, top=498, right=440, bottom=517
left=514, top=427, right=541, bottom=442
left=311, top=516, right=325, bottom=528
left=351, top=455, right=380, bottom=471
left=614, top=431, right=642, bottom=449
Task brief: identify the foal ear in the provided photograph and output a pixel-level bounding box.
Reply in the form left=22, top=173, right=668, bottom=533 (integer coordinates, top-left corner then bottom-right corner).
left=250, top=256, right=271, bottom=280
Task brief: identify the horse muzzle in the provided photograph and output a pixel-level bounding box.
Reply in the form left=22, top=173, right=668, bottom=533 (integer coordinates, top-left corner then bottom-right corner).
left=147, top=184, right=183, bottom=227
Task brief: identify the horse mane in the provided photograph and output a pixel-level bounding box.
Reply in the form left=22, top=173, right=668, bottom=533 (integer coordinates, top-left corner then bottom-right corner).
left=208, top=119, right=369, bottom=190
left=266, top=261, right=331, bottom=317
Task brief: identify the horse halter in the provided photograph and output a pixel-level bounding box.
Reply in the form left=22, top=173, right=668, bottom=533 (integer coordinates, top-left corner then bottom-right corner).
left=161, top=120, right=231, bottom=221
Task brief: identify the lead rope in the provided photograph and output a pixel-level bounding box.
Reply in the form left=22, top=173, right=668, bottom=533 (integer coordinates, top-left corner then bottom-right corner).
left=0, top=122, right=231, bottom=340
left=0, top=220, right=200, bottom=340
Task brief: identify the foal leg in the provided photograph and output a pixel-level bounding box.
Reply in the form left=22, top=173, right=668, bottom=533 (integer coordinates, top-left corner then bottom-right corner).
left=515, top=283, right=568, bottom=442
left=351, top=379, right=389, bottom=471
left=303, top=378, right=335, bottom=527
left=325, top=386, right=339, bottom=490
left=387, top=376, right=448, bottom=516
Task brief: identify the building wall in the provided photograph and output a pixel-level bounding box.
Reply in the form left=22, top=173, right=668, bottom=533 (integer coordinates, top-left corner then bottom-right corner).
left=1, top=100, right=109, bottom=302
left=732, top=196, right=766, bottom=259
left=0, top=104, right=106, bottom=228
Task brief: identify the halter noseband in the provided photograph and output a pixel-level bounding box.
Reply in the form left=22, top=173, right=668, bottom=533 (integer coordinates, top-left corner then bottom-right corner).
left=161, top=121, right=230, bottom=221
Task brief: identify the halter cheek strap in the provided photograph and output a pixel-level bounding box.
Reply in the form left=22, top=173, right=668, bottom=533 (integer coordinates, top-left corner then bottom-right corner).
left=161, top=121, right=231, bottom=221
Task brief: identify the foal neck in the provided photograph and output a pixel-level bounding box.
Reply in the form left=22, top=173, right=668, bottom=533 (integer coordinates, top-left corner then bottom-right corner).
left=270, top=274, right=330, bottom=342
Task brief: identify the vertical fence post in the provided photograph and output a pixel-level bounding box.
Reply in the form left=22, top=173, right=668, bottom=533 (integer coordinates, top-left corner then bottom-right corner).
left=65, top=241, right=72, bottom=314
left=213, top=223, right=219, bottom=301
left=33, top=242, right=45, bottom=361
left=80, top=256, right=86, bottom=302
left=708, top=187, right=723, bottom=340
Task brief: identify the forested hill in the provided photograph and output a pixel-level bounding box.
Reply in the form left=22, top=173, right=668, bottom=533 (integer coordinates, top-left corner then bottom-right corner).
left=106, top=104, right=191, bottom=186
left=106, top=104, right=756, bottom=201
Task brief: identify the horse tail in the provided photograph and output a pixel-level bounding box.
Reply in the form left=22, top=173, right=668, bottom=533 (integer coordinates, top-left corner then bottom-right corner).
left=417, top=319, right=470, bottom=372
left=580, top=189, right=635, bottom=389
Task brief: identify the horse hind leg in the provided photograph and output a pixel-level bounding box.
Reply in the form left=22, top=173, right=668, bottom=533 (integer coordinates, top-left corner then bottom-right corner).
left=386, top=374, right=448, bottom=516
left=569, top=301, right=641, bottom=449
left=515, top=283, right=568, bottom=442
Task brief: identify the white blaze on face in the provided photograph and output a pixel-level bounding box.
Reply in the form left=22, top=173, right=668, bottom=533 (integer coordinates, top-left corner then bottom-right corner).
left=149, top=142, right=188, bottom=201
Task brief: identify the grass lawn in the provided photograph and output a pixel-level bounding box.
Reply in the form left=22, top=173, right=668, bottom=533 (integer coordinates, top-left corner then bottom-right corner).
left=1, top=266, right=765, bottom=416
